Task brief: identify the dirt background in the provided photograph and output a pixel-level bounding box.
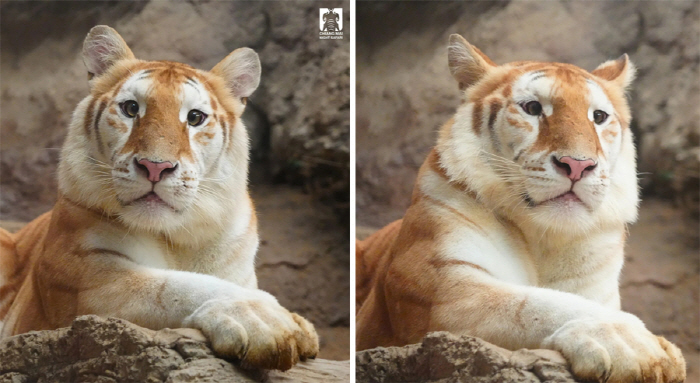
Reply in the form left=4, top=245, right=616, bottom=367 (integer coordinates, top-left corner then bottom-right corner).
left=356, top=1, right=699, bottom=380
left=0, top=1, right=349, bottom=360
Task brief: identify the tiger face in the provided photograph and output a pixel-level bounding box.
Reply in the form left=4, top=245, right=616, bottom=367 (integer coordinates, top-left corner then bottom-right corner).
left=93, top=64, right=241, bottom=229
left=58, top=26, right=259, bottom=234
left=441, top=35, right=638, bottom=231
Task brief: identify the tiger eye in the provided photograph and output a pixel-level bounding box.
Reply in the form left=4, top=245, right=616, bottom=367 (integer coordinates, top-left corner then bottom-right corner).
left=187, top=110, right=207, bottom=127
left=522, top=101, right=542, bottom=116
left=120, top=100, right=139, bottom=118
left=593, top=110, right=608, bottom=124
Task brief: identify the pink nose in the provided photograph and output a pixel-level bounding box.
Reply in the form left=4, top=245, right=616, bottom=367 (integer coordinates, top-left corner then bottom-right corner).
left=136, top=159, right=176, bottom=182
left=553, top=156, right=597, bottom=182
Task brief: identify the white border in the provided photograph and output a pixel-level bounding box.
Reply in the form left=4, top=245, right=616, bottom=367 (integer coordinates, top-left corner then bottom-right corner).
left=349, top=0, right=357, bottom=380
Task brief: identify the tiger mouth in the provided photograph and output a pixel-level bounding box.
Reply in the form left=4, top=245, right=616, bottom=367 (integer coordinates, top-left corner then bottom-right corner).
left=548, top=191, right=582, bottom=204
left=525, top=191, right=584, bottom=207
left=129, top=191, right=178, bottom=211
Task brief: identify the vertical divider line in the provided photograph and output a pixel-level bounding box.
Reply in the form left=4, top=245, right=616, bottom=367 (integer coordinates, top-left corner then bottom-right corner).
left=348, top=0, right=357, bottom=381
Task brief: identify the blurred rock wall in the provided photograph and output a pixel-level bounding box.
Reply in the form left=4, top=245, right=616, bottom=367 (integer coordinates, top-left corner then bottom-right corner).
left=357, top=1, right=699, bottom=226
left=0, top=1, right=350, bottom=222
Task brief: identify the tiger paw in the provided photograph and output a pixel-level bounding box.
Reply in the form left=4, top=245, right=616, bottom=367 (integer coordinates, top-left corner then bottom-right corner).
left=543, top=317, right=686, bottom=383
left=184, top=297, right=319, bottom=371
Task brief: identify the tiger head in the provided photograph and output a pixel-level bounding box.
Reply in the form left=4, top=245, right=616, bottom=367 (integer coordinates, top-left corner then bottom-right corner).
left=58, top=26, right=259, bottom=239
left=438, top=35, right=639, bottom=233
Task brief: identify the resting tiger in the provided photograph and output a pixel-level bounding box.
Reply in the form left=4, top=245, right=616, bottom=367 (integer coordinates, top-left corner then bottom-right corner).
left=356, top=35, right=686, bottom=383
left=0, top=25, right=318, bottom=371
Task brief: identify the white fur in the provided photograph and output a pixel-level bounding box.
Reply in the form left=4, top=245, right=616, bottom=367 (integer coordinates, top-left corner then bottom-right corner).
left=180, top=80, right=214, bottom=122
left=420, top=170, right=536, bottom=285
left=512, top=72, right=556, bottom=116
left=83, top=228, right=170, bottom=269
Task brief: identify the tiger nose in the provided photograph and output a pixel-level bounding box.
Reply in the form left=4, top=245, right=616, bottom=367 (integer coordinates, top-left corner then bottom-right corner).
left=135, top=158, right=176, bottom=182
left=552, top=156, right=597, bottom=182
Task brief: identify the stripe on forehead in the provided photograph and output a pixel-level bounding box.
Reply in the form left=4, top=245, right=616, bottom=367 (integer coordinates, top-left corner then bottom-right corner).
left=466, top=61, right=590, bottom=104
left=529, top=71, right=546, bottom=82
left=512, top=70, right=557, bottom=112
left=119, top=69, right=157, bottom=94
left=515, top=70, right=551, bottom=86
left=184, top=79, right=202, bottom=96
left=147, top=63, right=225, bottom=112
left=585, top=78, right=609, bottom=101
left=137, top=69, right=154, bottom=80
left=517, top=61, right=594, bottom=78
left=179, top=77, right=213, bottom=124
left=116, top=65, right=204, bottom=106
left=125, top=62, right=204, bottom=88
left=585, top=78, right=616, bottom=118
left=514, top=65, right=593, bottom=104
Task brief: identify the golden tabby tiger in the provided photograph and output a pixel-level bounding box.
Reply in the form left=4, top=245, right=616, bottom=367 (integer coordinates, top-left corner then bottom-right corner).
left=0, top=25, right=318, bottom=371
left=356, top=35, right=686, bottom=383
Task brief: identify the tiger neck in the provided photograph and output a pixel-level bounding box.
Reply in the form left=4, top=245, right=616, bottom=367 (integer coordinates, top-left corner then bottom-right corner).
left=417, top=151, right=625, bottom=300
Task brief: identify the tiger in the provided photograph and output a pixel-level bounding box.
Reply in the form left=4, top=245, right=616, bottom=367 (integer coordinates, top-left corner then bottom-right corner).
left=356, top=34, right=686, bottom=383
left=0, top=25, right=318, bottom=371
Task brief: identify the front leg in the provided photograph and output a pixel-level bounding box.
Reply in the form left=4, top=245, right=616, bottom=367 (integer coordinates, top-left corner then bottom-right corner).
left=45, top=254, right=319, bottom=370
left=411, top=266, right=686, bottom=383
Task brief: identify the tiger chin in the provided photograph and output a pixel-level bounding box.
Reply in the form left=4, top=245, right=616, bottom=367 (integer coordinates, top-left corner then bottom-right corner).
left=0, top=26, right=318, bottom=371
left=356, top=34, right=686, bottom=383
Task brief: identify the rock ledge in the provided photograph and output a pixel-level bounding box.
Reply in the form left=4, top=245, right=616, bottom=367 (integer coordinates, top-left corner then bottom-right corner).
left=0, top=315, right=348, bottom=383
left=356, top=332, right=580, bottom=383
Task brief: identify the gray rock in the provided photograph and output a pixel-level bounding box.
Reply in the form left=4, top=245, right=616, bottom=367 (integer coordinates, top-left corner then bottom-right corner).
left=0, top=315, right=349, bottom=383
left=355, top=332, right=578, bottom=383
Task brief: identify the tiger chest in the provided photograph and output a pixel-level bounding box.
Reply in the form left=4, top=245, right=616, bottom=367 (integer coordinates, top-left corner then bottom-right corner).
left=83, top=229, right=171, bottom=269
left=438, top=223, right=538, bottom=286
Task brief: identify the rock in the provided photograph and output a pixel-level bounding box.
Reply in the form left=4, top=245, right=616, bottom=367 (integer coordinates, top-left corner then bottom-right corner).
left=356, top=1, right=699, bottom=227
left=355, top=332, right=578, bottom=383
left=0, top=315, right=349, bottom=383
left=260, top=2, right=350, bottom=217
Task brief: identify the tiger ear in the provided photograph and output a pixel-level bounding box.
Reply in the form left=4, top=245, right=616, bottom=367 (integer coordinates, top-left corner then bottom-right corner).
left=211, top=48, right=261, bottom=99
left=448, top=34, right=496, bottom=91
left=82, top=25, right=135, bottom=83
left=592, top=54, right=636, bottom=89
